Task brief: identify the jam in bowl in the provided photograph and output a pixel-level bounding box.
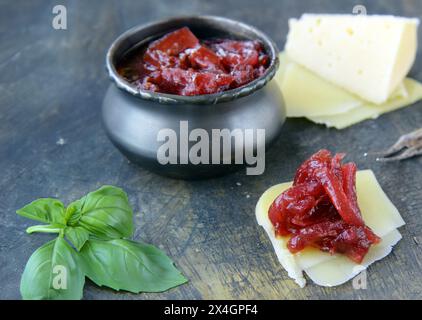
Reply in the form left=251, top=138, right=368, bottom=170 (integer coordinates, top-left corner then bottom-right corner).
left=103, top=15, right=285, bottom=179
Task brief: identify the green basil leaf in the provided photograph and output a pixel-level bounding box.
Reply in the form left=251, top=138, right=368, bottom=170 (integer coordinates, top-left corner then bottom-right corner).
left=16, top=199, right=66, bottom=225
left=80, top=239, right=187, bottom=293
left=20, top=237, right=85, bottom=300
left=65, top=227, right=90, bottom=251
left=64, top=205, right=79, bottom=225
left=67, top=186, right=133, bottom=239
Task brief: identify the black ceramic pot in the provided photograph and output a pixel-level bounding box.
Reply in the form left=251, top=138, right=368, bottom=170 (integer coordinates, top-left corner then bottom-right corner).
left=102, top=15, right=285, bottom=179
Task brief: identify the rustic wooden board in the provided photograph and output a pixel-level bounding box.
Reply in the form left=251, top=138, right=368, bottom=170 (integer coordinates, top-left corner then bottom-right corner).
left=0, top=0, right=421, bottom=299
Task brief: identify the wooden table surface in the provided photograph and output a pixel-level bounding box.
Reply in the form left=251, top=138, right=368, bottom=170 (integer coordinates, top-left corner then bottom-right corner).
left=1, top=0, right=421, bottom=300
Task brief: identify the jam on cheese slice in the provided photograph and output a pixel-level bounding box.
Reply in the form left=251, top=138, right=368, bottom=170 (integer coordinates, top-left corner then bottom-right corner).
left=256, top=169, right=405, bottom=287
left=304, top=229, right=402, bottom=286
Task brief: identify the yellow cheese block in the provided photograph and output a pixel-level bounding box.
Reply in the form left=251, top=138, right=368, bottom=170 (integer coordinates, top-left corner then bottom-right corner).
left=276, top=53, right=422, bottom=128
left=255, top=170, right=405, bottom=287
left=285, top=14, right=419, bottom=104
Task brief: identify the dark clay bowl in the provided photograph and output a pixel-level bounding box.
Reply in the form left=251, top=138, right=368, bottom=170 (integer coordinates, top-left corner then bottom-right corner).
left=102, top=15, right=285, bottom=179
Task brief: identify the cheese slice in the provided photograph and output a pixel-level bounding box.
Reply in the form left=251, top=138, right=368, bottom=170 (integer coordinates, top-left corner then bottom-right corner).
left=256, top=170, right=405, bottom=287
left=278, top=56, right=411, bottom=117
left=281, top=62, right=362, bottom=117
left=307, top=78, right=422, bottom=129
left=276, top=53, right=422, bottom=128
left=285, top=14, right=419, bottom=104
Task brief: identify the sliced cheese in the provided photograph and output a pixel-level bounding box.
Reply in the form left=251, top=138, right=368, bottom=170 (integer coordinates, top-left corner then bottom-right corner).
left=256, top=170, right=405, bottom=287
left=307, top=78, right=422, bottom=129
left=285, top=14, right=419, bottom=104
left=355, top=170, right=405, bottom=235
left=281, top=62, right=362, bottom=117
left=275, top=53, right=422, bottom=128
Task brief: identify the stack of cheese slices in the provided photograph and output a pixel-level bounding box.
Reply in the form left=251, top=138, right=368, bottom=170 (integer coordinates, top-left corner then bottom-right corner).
left=275, top=14, right=422, bottom=129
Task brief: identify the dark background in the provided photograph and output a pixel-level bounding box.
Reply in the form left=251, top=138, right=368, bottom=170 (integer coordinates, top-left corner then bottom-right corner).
left=0, top=0, right=421, bottom=299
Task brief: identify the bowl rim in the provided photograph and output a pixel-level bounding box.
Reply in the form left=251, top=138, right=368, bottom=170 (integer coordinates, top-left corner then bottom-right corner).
left=106, top=15, right=279, bottom=105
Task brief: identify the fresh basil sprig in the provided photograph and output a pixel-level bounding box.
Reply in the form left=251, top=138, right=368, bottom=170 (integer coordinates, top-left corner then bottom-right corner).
left=17, top=186, right=187, bottom=300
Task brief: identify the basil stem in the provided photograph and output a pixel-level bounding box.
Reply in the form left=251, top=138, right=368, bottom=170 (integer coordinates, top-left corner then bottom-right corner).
left=26, top=224, right=63, bottom=234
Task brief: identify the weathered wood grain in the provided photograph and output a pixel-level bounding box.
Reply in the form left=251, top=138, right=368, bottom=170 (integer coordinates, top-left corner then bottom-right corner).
left=0, top=0, right=421, bottom=300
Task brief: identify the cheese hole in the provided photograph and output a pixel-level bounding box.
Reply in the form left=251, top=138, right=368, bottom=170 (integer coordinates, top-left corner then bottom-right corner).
left=308, top=27, right=314, bottom=33
left=357, top=69, right=364, bottom=76
left=346, top=28, right=354, bottom=36
left=316, top=18, right=322, bottom=26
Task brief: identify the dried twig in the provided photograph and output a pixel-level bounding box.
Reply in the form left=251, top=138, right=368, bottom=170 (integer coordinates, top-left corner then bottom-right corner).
left=375, top=128, right=422, bottom=162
